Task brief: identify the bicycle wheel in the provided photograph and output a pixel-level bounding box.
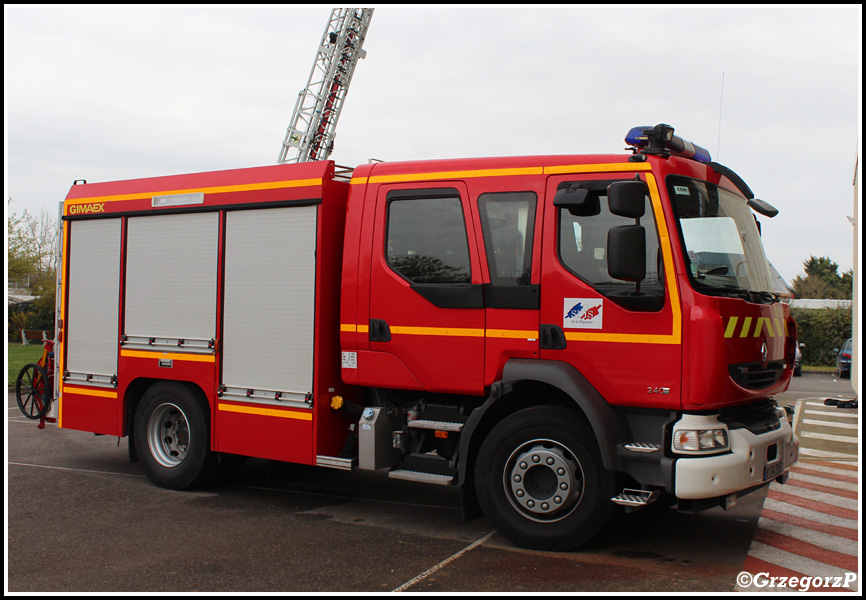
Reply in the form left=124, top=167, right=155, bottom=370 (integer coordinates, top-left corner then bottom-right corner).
left=16, top=363, right=51, bottom=420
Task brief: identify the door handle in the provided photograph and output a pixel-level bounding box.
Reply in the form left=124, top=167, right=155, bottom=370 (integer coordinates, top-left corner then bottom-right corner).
left=369, top=319, right=391, bottom=342
left=539, top=324, right=567, bottom=350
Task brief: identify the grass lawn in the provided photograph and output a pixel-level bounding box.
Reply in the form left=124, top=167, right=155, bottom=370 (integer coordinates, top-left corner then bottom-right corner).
left=7, top=344, right=47, bottom=386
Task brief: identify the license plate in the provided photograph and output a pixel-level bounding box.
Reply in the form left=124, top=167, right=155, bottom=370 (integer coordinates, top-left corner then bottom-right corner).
left=764, top=461, right=783, bottom=482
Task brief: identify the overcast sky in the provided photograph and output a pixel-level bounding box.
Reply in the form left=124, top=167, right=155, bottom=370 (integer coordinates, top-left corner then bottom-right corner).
left=5, top=4, right=862, bottom=286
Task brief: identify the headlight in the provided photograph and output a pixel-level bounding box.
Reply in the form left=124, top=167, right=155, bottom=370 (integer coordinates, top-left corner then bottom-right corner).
left=671, top=414, right=730, bottom=455
left=673, top=428, right=729, bottom=452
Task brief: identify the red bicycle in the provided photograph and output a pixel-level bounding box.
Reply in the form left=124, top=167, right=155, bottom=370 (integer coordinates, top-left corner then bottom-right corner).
left=16, top=339, right=55, bottom=422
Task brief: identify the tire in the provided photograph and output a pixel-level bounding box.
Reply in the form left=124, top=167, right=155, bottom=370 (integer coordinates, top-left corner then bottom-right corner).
left=16, top=363, right=51, bottom=420
left=134, top=382, right=216, bottom=490
left=475, top=405, right=615, bottom=551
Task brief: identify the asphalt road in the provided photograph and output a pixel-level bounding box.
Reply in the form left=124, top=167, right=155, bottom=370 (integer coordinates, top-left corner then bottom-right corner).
left=6, top=373, right=857, bottom=593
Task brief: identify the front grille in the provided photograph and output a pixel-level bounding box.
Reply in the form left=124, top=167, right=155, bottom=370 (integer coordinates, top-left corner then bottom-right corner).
left=729, top=361, right=785, bottom=390
left=717, top=399, right=781, bottom=434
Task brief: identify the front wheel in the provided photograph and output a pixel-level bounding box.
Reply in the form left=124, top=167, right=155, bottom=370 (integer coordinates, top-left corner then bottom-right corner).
left=134, top=382, right=216, bottom=490
left=475, top=405, right=615, bottom=551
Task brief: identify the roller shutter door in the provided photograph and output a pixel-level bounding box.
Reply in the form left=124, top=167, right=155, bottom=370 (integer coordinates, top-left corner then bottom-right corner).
left=124, top=212, right=218, bottom=350
left=221, top=206, right=317, bottom=404
left=66, top=218, right=122, bottom=385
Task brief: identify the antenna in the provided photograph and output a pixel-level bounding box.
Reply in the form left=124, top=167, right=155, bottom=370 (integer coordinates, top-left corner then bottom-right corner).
left=716, top=72, right=725, bottom=161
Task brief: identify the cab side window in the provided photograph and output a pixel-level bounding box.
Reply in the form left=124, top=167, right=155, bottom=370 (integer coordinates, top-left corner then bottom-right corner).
left=478, top=192, right=536, bottom=287
left=557, top=180, right=664, bottom=311
left=386, top=192, right=471, bottom=284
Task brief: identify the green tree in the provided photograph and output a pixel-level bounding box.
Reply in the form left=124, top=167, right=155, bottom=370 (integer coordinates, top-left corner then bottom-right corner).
left=7, top=199, right=58, bottom=340
left=790, top=255, right=853, bottom=299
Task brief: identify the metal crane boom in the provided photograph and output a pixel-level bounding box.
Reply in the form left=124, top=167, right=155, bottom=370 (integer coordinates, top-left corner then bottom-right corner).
left=278, top=8, right=374, bottom=164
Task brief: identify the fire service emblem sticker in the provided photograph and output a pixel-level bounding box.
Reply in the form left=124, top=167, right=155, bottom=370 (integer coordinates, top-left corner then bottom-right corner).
left=563, top=298, right=603, bottom=329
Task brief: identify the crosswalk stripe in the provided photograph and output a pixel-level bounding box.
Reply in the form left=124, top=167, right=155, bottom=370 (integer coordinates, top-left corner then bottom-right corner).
left=791, top=466, right=857, bottom=484
left=802, top=418, right=859, bottom=429
left=759, top=508, right=858, bottom=541
left=762, top=497, right=857, bottom=529
left=784, top=477, right=858, bottom=499
left=753, top=528, right=858, bottom=571
left=756, top=514, right=858, bottom=554
left=741, top=552, right=857, bottom=592
left=739, top=395, right=859, bottom=593
left=767, top=489, right=858, bottom=520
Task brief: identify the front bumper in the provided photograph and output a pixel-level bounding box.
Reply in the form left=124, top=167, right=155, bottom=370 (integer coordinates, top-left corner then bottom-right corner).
left=674, top=416, right=799, bottom=500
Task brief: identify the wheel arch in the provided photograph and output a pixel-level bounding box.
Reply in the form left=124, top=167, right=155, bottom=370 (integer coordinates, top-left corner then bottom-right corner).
left=124, top=378, right=212, bottom=462
left=458, top=359, right=632, bottom=487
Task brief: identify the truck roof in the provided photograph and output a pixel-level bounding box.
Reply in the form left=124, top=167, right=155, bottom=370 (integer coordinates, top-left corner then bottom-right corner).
left=63, top=161, right=337, bottom=218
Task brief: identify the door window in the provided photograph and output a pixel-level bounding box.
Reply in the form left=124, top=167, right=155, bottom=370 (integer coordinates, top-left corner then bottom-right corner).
left=557, top=180, right=664, bottom=310
left=386, top=193, right=471, bottom=284
left=478, top=192, right=536, bottom=286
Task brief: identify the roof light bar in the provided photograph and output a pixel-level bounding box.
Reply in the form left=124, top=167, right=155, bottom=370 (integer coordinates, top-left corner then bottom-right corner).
left=625, top=124, right=712, bottom=163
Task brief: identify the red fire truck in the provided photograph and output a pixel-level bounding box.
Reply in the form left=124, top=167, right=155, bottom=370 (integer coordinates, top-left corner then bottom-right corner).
left=40, top=124, right=799, bottom=550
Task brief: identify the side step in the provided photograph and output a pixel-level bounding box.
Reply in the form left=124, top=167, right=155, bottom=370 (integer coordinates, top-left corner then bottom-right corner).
left=611, top=488, right=660, bottom=508
left=388, top=452, right=457, bottom=486
left=388, top=470, right=455, bottom=486
left=316, top=455, right=356, bottom=471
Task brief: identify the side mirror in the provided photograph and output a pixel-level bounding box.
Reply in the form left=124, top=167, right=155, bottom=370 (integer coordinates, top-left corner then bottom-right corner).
left=747, top=198, right=778, bottom=218
left=553, top=186, right=600, bottom=216
left=608, top=181, right=648, bottom=219
left=608, top=225, right=646, bottom=282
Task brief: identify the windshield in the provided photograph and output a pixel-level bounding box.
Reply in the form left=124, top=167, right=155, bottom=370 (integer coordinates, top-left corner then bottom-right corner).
left=667, top=176, right=774, bottom=297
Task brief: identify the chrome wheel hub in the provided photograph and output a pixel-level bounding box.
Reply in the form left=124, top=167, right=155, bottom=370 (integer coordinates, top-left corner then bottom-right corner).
left=147, top=402, right=190, bottom=468
left=506, top=439, right=582, bottom=522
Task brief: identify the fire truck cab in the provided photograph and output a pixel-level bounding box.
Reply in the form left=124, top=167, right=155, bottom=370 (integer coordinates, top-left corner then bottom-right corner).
left=52, top=124, right=798, bottom=550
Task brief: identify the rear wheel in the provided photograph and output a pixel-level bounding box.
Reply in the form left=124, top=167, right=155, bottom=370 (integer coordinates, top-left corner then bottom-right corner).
left=134, top=382, right=216, bottom=489
left=475, top=405, right=615, bottom=551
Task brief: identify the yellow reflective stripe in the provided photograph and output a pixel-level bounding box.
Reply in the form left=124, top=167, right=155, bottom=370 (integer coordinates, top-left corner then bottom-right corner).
left=120, top=350, right=215, bottom=362
left=218, top=403, right=312, bottom=421
left=645, top=173, right=682, bottom=344
left=486, top=329, right=538, bottom=339
left=65, top=178, right=323, bottom=207
left=725, top=316, right=789, bottom=338
left=724, top=316, right=739, bottom=338
left=390, top=325, right=485, bottom=337
left=543, top=162, right=653, bottom=175
left=342, top=325, right=677, bottom=344
left=775, top=318, right=786, bottom=337
left=354, top=163, right=651, bottom=186
left=340, top=324, right=357, bottom=332
left=564, top=331, right=682, bottom=345
left=61, top=386, right=118, bottom=399
left=367, top=167, right=543, bottom=184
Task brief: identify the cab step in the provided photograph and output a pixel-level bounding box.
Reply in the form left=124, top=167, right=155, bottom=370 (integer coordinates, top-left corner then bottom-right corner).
left=611, top=488, right=660, bottom=509
left=388, top=470, right=455, bottom=485
left=388, top=452, right=457, bottom=486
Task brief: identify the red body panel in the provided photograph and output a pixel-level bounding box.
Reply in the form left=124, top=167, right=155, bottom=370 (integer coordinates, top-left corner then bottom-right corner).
left=340, top=154, right=793, bottom=412
left=58, top=161, right=354, bottom=464
left=57, top=151, right=794, bottom=466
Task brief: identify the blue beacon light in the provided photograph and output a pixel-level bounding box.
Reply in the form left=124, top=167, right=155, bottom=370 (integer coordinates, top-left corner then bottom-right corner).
left=625, top=124, right=712, bottom=163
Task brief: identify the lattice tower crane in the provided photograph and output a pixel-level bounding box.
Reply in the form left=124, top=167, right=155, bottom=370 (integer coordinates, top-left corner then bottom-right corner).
left=278, top=8, right=374, bottom=164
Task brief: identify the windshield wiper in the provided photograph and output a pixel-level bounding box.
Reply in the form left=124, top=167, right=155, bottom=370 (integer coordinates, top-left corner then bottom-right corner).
left=696, top=266, right=731, bottom=278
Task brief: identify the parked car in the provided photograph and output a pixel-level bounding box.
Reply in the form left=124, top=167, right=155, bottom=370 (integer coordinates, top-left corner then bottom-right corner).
left=794, top=342, right=804, bottom=376
left=835, top=337, right=852, bottom=379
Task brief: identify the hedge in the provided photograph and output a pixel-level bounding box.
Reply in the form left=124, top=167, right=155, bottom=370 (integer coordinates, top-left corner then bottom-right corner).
left=789, top=306, right=853, bottom=366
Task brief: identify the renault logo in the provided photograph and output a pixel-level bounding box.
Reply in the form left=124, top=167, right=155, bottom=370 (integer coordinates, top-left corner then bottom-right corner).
left=761, top=341, right=769, bottom=367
